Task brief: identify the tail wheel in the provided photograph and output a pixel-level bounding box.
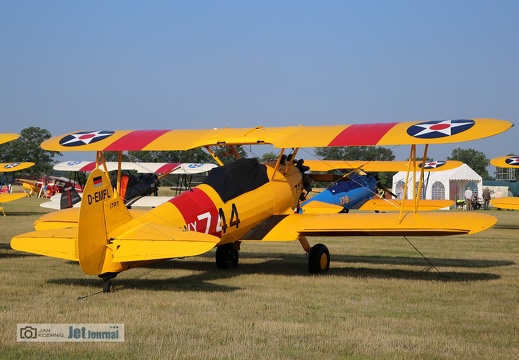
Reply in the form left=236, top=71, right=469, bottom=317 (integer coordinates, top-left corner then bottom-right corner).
left=215, top=243, right=239, bottom=269
left=308, top=244, right=330, bottom=274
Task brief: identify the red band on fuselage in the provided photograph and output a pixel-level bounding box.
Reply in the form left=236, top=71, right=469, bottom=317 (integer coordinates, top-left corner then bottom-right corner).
left=104, top=130, right=170, bottom=151
left=328, top=123, right=398, bottom=146
left=169, top=188, right=220, bottom=236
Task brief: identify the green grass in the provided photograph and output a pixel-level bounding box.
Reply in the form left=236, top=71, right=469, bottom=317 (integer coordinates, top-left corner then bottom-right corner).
left=1, top=197, right=518, bottom=359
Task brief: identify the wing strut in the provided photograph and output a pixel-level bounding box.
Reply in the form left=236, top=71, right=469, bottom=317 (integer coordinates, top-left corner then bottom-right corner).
left=399, top=144, right=430, bottom=222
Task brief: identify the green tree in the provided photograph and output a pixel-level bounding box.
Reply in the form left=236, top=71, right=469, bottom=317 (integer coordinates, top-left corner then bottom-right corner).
left=0, top=127, right=59, bottom=176
left=314, top=146, right=395, bottom=162
left=447, top=148, right=490, bottom=180
left=314, top=146, right=396, bottom=188
left=104, top=148, right=214, bottom=163
left=259, top=151, right=279, bottom=162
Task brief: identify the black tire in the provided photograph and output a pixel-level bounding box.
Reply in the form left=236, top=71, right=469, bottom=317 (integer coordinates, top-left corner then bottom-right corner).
left=308, top=244, right=330, bottom=274
left=215, top=243, right=239, bottom=269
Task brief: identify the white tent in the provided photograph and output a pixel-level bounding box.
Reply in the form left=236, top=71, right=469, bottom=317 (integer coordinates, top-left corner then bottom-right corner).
left=392, top=164, right=483, bottom=208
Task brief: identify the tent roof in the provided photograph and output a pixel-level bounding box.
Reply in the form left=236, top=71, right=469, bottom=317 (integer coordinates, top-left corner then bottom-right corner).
left=393, top=164, right=482, bottom=182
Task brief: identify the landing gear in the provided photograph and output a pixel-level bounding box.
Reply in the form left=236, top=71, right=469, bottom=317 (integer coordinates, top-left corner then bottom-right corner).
left=308, top=243, right=330, bottom=274
left=298, top=236, right=330, bottom=274
left=215, top=243, right=239, bottom=269
left=99, top=272, right=119, bottom=293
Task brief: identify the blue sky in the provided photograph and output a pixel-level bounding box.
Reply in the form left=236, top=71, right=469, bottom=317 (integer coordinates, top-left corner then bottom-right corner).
left=1, top=1, right=518, bottom=170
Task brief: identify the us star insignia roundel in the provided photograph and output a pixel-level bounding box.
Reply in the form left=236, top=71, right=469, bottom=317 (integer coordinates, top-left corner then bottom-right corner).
left=407, top=119, right=475, bottom=139
left=420, top=161, right=446, bottom=169
left=4, top=163, right=20, bottom=169
left=505, top=157, right=519, bottom=167
left=59, top=131, right=115, bottom=147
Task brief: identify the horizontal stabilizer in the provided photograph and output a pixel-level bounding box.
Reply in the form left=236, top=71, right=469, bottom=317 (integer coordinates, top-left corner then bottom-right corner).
left=110, top=223, right=220, bottom=262
left=246, top=212, right=496, bottom=241
left=490, top=197, right=519, bottom=210
left=11, top=227, right=78, bottom=261
left=359, top=199, right=454, bottom=211
left=34, top=208, right=148, bottom=231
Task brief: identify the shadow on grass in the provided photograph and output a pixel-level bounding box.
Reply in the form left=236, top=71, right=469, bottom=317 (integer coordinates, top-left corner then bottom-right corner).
left=1, top=211, right=48, bottom=216
left=493, top=224, right=519, bottom=230
left=44, top=250, right=508, bottom=292
left=0, top=243, right=40, bottom=258
left=331, top=254, right=514, bottom=268
left=47, top=272, right=240, bottom=293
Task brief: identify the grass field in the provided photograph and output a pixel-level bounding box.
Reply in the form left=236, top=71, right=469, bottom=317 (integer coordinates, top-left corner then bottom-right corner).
left=1, top=196, right=518, bottom=359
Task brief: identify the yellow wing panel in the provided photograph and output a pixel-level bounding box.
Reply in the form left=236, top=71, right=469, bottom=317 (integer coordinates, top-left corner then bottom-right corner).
left=40, top=118, right=512, bottom=152
left=303, top=160, right=463, bottom=172
left=0, top=193, right=27, bottom=203
left=0, top=162, right=35, bottom=172
left=490, top=197, right=519, bottom=210
left=359, top=199, right=454, bottom=211
left=11, top=227, right=78, bottom=261
left=110, top=224, right=220, bottom=262
left=0, top=133, right=19, bottom=145
left=490, top=156, right=519, bottom=168
left=251, top=212, right=496, bottom=241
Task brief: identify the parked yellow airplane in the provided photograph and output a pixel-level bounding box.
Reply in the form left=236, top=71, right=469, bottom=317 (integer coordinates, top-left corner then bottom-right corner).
left=10, top=119, right=513, bottom=291
left=489, top=156, right=519, bottom=210
left=0, top=134, right=35, bottom=215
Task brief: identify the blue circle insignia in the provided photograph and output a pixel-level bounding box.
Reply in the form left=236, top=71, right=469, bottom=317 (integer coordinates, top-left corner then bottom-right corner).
left=407, top=119, right=475, bottom=139
left=59, top=131, right=115, bottom=147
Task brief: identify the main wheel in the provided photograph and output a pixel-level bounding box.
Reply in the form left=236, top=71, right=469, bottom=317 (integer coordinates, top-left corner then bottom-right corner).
left=215, top=243, right=239, bottom=269
left=308, top=244, right=330, bottom=274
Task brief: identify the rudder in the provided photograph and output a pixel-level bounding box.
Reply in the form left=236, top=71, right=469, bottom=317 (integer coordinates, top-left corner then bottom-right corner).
left=78, top=168, right=132, bottom=275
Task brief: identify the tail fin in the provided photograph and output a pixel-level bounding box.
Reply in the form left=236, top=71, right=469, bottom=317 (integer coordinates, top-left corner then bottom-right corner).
left=59, top=183, right=82, bottom=209
left=78, top=168, right=132, bottom=275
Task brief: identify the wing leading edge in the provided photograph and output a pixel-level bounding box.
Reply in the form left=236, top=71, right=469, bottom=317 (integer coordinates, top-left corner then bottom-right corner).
left=40, top=118, right=512, bottom=152
left=241, top=212, right=497, bottom=241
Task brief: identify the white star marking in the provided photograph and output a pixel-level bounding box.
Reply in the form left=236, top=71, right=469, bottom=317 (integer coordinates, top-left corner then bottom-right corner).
left=506, top=157, right=519, bottom=166
left=411, top=120, right=473, bottom=137
left=60, top=131, right=110, bottom=146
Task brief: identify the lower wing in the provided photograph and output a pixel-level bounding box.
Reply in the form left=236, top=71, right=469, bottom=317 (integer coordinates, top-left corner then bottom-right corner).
left=241, top=211, right=496, bottom=241
left=359, top=199, right=454, bottom=211
left=490, top=197, right=519, bottom=210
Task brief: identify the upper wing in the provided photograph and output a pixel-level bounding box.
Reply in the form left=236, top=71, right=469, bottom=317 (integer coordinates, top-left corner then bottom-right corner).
left=242, top=212, right=497, bottom=241
left=303, top=160, right=463, bottom=172
left=0, top=162, right=35, bottom=172
left=40, top=119, right=512, bottom=152
left=0, top=133, right=19, bottom=145
left=490, top=156, right=519, bottom=168
left=53, top=161, right=182, bottom=174
left=170, top=163, right=218, bottom=174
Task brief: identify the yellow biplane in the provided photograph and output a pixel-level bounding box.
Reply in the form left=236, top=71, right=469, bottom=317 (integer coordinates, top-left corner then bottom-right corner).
left=0, top=133, right=35, bottom=215
left=489, top=156, right=519, bottom=210
left=10, top=119, right=513, bottom=291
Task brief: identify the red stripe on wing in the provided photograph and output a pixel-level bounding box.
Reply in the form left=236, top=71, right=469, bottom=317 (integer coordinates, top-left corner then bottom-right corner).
left=79, top=163, right=98, bottom=172
left=154, top=163, right=181, bottom=175
left=104, top=130, right=170, bottom=151
left=328, top=123, right=399, bottom=146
